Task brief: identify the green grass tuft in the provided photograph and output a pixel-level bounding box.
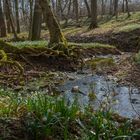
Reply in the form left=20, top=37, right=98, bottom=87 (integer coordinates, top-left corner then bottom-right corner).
left=70, top=42, right=115, bottom=49
left=0, top=88, right=139, bottom=139
left=10, top=40, right=48, bottom=48
left=114, top=23, right=140, bottom=33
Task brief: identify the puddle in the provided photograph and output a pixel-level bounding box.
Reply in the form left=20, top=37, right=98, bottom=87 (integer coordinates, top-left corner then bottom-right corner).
left=58, top=73, right=140, bottom=119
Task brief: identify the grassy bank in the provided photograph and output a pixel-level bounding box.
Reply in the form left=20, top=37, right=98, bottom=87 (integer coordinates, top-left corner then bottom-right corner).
left=0, top=88, right=140, bottom=140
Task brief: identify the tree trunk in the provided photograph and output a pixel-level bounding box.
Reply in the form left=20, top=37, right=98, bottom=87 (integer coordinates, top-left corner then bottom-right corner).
left=113, top=0, right=118, bottom=19
left=89, top=0, right=97, bottom=29
left=31, top=0, right=42, bottom=40
left=21, top=0, right=25, bottom=18
left=109, top=0, right=113, bottom=15
left=125, top=0, right=131, bottom=17
left=122, top=0, right=125, bottom=12
left=56, top=0, right=62, bottom=20
left=84, top=0, right=91, bottom=18
left=39, top=0, right=67, bottom=46
left=5, top=0, right=18, bottom=39
left=3, top=0, right=11, bottom=33
left=73, top=0, right=79, bottom=23
left=28, top=0, right=34, bottom=40
left=101, top=0, right=105, bottom=15
left=15, top=0, right=20, bottom=33
left=63, top=0, right=72, bottom=27
left=0, top=0, right=6, bottom=37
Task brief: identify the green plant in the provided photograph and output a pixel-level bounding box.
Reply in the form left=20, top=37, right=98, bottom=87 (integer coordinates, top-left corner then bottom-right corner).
left=24, top=94, right=80, bottom=139
left=11, top=40, right=48, bottom=48
left=0, top=88, right=140, bottom=140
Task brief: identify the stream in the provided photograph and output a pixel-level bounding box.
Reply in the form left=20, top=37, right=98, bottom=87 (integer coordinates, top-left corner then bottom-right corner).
left=58, top=55, right=140, bottom=119
left=21, top=54, right=140, bottom=119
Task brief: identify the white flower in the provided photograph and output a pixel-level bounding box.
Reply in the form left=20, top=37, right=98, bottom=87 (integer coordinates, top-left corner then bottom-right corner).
left=42, top=116, right=47, bottom=122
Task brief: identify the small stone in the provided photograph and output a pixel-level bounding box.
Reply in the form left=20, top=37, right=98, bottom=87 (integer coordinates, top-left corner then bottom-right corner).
left=71, top=86, right=79, bottom=93
left=68, top=76, right=75, bottom=81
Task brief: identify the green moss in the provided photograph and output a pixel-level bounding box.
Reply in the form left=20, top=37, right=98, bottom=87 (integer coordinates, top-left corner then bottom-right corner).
left=0, top=50, right=7, bottom=61
left=114, top=23, right=140, bottom=33
left=86, top=57, right=115, bottom=70
left=69, top=42, right=115, bottom=49
left=11, top=40, right=48, bottom=48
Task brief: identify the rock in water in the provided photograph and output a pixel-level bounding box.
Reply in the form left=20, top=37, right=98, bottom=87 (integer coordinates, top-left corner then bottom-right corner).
left=71, top=86, right=86, bottom=95
left=71, top=86, right=79, bottom=93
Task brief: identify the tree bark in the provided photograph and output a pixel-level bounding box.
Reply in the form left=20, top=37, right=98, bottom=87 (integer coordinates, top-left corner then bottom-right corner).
left=122, top=0, right=125, bottom=12
left=15, top=0, right=20, bottom=33
left=5, top=0, right=18, bottom=39
left=0, top=0, right=6, bottom=37
left=31, top=0, right=42, bottom=40
left=39, top=0, right=67, bottom=46
left=125, top=0, right=131, bottom=17
left=84, top=0, right=91, bottom=18
left=3, top=0, right=11, bottom=33
left=89, top=0, right=97, bottom=29
left=73, top=0, right=79, bottom=23
left=101, top=0, right=105, bottom=15
left=109, top=0, right=113, bottom=15
left=28, top=0, right=34, bottom=40
left=113, top=0, right=118, bottom=19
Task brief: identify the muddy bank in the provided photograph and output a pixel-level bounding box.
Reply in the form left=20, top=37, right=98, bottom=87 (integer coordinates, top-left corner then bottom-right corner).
left=67, top=29, right=140, bottom=52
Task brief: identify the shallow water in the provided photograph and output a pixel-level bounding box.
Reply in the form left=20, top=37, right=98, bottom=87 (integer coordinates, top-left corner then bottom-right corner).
left=58, top=72, right=140, bottom=119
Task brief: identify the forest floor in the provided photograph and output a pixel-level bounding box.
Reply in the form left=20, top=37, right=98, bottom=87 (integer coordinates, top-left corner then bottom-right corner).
left=0, top=12, right=140, bottom=140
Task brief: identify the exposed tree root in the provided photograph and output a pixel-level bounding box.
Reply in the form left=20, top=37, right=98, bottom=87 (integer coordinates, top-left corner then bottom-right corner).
left=0, top=41, right=81, bottom=72
left=0, top=48, right=24, bottom=86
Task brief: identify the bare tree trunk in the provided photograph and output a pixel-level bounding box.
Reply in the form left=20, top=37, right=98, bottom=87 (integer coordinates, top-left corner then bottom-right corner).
left=67, top=0, right=72, bottom=16
left=73, top=0, right=79, bottom=23
left=39, top=0, right=67, bottom=46
left=57, top=0, right=62, bottom=20
left=0, top=0, right=6, bottom=37
left=5, top=0, right=18, bottom=39
left=109, top=0, right=113, bottom=15
left=21, top=0, right=25, bottom=18
left=113, top=0, right=118, bottom=19
left=31, top=0, right=42, bottom=40
left=15, top=0, right=20, bottom=33
left=125, top=0, right=131, bottom=17
left=63, top=0, right=72, bottom=27
left=101, top=0, right=105, bottom=15
left=84, top=0, right=91, bottom=18
left=3, top=0, right=11, bottom=33
left=28, top=0, right=34, bottom=40
left=51, top=0, right=55, bottom=12
left=89, top=0, right=97, bottom=29
left=122, top=0, right=125, bottom=12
